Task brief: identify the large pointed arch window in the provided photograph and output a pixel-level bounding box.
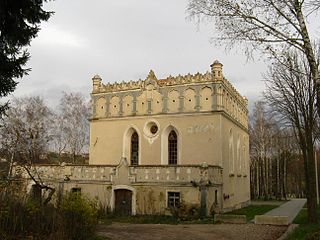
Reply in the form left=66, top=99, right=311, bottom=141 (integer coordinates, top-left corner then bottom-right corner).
left=130, top=132, right=139, bottom=165
left=168, top=130, right=178, bottom=165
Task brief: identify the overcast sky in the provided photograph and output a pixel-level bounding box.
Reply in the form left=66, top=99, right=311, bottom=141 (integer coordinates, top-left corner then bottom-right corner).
left=13, top=0, right=268, bottom=110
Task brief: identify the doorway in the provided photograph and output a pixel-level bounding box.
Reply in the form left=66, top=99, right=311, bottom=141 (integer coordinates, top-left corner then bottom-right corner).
left=114, top=189, right=132, bottom=216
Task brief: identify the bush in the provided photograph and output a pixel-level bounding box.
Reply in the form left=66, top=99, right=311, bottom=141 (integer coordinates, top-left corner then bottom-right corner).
left=169, top=202, right=200, bottom=221
left=306, top=230, right=320, bottom=240
left=60, top=192, right=98, bottom=240
left=0, top=189, right=98, bottom=240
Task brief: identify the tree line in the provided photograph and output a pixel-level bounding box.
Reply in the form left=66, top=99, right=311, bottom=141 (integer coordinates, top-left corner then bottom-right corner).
left=0, top=92, right=90, bottom=170
left=249, top=101, right=318, bottom=200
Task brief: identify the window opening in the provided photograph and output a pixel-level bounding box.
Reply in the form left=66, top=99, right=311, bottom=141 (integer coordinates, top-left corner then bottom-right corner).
left=71, top=187, right=81, bottom=194
left=168, top=130, right=177, bottom=165
left=150, top=124, right=158, bottom=134
left=215, top=190, right=218, bottom=204
left=168, top=192, right=180, bottom=208
left=31, top=184, right=42, bottom=203
left=131, top=132, right=139, bottom=165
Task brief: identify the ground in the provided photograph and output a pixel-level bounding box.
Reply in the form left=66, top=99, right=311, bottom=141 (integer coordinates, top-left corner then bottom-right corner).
left=96, top=223, right=288, bottom=240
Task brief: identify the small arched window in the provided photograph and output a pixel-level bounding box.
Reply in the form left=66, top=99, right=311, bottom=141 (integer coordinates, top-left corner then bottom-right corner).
left=131, top=132, right=139, bottom=165
left=168, top=130, right=178, bottom=165
left=229, top=129, right=234, bottom=173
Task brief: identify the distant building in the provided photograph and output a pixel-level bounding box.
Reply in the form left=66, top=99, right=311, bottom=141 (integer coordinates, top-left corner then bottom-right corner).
left=15, top=60, right=250, bottom=216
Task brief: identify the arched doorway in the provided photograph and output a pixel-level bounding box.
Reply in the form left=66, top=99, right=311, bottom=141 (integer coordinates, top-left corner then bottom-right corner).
left=114, top=189, right=132, bottom=216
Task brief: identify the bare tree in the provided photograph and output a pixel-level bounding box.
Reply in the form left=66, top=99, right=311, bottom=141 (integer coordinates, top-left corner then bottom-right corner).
left=249, top=101, right=305, bottom=201
left=51, top=112, right=67, bottom=161
left=187, top=0, right=320, bottom=116
left=57, top=92, right=90, bottom=164
left=0, top=96, right=55, bottom=203
left=264, top=52, right=319, bottom=223
left=0, top=97, right=53, bottom=164
left=249, top=101, right=277, bottom=199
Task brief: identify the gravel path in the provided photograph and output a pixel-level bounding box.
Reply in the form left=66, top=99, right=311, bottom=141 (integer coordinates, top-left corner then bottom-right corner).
left=96, top=223, right=288, bottom=240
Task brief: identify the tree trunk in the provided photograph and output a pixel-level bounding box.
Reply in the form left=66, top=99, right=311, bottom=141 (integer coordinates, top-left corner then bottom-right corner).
left=283, top=155, right=287, bottom=200
left=306, top=144, right=318, bottom=223
left=294, top=0, right=320, bottom=117
left=277, top=155, right=280, bottom=200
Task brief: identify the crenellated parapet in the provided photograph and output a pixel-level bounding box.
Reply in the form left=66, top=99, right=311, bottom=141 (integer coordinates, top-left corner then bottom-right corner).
left=91, top=61, right=249, bottom=129
left=92, top=71, right=215, bottom=94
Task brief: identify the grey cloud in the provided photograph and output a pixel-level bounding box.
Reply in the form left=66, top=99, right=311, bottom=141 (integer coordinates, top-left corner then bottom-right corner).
left=13, top=0, right=267, bottom=112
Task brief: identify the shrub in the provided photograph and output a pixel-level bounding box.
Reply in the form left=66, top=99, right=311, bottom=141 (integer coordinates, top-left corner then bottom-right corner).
left=0, top=189, right=99, bottom=240
left=306, top=230, right=320, bottom=240
left=169, top=202, right=200, bottom=221
left=60, top=192, right=98, bottom=240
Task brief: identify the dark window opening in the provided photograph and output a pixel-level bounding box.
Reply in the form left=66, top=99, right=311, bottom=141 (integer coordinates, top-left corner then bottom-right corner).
left=131, top=132, right=139, bottom=165
left=150, top=124, right=158, bottom=134
left=168, top=192, right=180, bottom=208
left=71, top=187, right=81, bottom=194
left=215, top=190, right=218, bottom=204
left=31, top=184, right=42, bottom=203
left=168, top=130, right=177, bottom=165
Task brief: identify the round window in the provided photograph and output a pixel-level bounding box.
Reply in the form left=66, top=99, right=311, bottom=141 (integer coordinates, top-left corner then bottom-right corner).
left=150, top=124, right=158, bottom=134
left=143, top=120, right=160, bottom=139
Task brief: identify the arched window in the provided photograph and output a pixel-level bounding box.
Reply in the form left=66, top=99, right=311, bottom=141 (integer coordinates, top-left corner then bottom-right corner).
left=130, top=132, right=139, bottom=165
left=229, top=129, right=234, bottom=173
left=168, top=130, right=178, bottom=165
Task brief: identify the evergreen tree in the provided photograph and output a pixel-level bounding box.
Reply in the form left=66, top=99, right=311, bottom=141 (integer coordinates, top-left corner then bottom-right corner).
left=0, top=0, right=52, bottom=115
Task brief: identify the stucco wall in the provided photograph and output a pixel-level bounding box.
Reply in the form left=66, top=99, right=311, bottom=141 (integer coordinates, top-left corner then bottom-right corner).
left=220, top=115, right=250, bottom=210
left=89, top=114, right=222, bottom=166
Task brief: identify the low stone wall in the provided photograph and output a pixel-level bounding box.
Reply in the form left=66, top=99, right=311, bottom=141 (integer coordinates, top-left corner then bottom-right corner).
left=254, top=215, right=289, bottom=226
left=12, top=163, right=224, bottom=216
left=13, top=164, right=223, bottom=185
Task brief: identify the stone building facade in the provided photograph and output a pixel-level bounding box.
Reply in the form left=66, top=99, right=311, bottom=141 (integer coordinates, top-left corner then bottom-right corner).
left=87, top=60, right=250, bottom=215
left=15, top=60, right=250, bottom=216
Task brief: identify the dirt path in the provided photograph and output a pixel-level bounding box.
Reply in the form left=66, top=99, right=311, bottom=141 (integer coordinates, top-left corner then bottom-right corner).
left=96, top=223, right=288, bottom=240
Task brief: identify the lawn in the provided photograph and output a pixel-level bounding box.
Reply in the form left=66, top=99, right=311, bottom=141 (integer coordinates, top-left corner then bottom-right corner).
left=286, top=205, right=320, bottom=240
left=225, top=204, right=278, bottom=221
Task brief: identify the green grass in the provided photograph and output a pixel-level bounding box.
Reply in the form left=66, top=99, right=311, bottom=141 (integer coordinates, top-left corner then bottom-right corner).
left=225, top=205, right=278, bottom=221
left=286, top=205, right=320, bottom=240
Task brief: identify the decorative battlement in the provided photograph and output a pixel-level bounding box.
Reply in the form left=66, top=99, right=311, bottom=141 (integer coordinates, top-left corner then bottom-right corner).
left=92, top=61, right=247, bottom=106
left=91, top=61, right=249, bottom=129
left=92, top=71, right=215, bottom=93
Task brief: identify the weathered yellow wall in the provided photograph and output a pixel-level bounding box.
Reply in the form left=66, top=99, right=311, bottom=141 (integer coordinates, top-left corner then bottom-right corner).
left=220, top=115, right=250, bottom=210
left=89, top=114, right=222, bottom=166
